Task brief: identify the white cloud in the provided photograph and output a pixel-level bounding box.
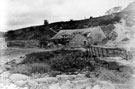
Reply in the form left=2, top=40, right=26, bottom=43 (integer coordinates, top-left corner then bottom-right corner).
left=3, top=0, right=134, bottom=32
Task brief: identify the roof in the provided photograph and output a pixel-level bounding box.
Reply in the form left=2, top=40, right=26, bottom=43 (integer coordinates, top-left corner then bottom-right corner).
left=51, top=27, right=106, bottom=40
left=51, top=30, right=75, bottom=39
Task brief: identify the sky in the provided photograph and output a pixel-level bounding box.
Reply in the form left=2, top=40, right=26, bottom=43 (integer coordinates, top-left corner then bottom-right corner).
left=0, top=0, right=134, bottom=32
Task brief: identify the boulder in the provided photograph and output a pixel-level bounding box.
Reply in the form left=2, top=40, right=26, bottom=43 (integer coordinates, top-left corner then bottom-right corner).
left=29, top=84, right=49, bottom=89
left=9, top=74, right=29, bottom=82
left=86, top=86, right=92, bottom=89
left=20, top=87, right=29, bottom=89
left=0, top=67, right=5, bottom=74
left=49, top=83, right=61, bottom=89
left=0, top=71, right=11, bottom=79
left=72, top=79, right=92, bottom=89
left=15, top=80, right=27, bottom=87
left=92, top=85, right=101, bottom=89
left=60, top=83, right=73, bottom=89
left=7, top=83, right=18, bottom=89
left=76, top=74, right=85, bottom=79
left=35, top=77, right=58, bottom=84
left=27, top=79, right=38, bottom=86
left=115, top=84, right=133, bottom=89
left=100, top=81, right=115, bottom=89
left=56, top=75, right=76, bottom=81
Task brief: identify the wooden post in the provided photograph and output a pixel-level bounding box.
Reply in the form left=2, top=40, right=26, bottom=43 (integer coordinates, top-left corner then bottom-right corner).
left=90, top=47, right=93, bottom=57
left=103, top=48, right=107, bottom=57
left=94, top=47, right=98, bottom=56
left=96, top=47, right=99, bottom=57
left=101, top=48, right=104, bottom=57
left=98, top=47, right=101, bottom=57
left=97, top=47, right=100, bottom=57
left=91, top=47, right=94, bottom=56
left=112, top=49, right=115, bottom=57
left=94, top=47, right=96, bottom=56
left=89, top=47, right=91, bottom=57
left=89, top=47, right=92, bottom=56
left=106, top=49, right=108, bottom=57
left=92, top=47, right=95, bottom=56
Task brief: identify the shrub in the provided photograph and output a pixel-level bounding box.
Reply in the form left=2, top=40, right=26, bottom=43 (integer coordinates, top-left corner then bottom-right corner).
left=50, top=52, right=88, bottom=72
left=20, top=52, right=55, bottom=64
left=11, top=64, right=31, bottom=75
left=49, top=71, right=61, bottom=77
left=30, top=63, right=51, bottom=74
left=20, top=49, right=83, bottom=64
left=98, top=68, right=131, bottom=83
left=11, top=63, right=51, bottom=75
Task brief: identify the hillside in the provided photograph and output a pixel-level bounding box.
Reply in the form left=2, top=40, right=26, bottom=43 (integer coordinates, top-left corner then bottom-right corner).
left=4, top=1, right=135, bottom=41
left=5, top=14, right=121, bottom=41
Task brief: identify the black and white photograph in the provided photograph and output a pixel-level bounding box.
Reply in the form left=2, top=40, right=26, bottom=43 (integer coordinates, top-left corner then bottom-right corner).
left=0, top=0, right=135, bottom=89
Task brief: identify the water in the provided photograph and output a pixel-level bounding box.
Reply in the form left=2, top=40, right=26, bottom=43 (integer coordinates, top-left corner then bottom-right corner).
left=0, top=36, right=8, bottom=65
left=0, top=36, right=49, bottom=65
left=0, top=36, right=32, bottom=65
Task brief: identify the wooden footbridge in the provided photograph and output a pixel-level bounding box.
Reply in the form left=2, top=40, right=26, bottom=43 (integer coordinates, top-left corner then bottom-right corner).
left=85, top=45, right=132, bottom=60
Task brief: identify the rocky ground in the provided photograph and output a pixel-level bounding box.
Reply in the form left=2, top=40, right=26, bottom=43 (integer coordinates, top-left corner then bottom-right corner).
left=0, top=46, right=134, bottom=89
left=0, top=55, right=134, bottom=89
left=0, top=69, right=133, bottom=89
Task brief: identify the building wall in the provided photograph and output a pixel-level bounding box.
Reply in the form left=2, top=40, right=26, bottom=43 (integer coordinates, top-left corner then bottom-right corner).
left=66, top=34, right=87, bottom=48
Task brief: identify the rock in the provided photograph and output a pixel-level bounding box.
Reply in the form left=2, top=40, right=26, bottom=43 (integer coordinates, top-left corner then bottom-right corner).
left=100, top=81, right=115, bottom=89
left=60, top=83, right=73, bottom=89
left=56, top=75, right=76, bottom=81
left=86, top=86, right=92, bottom=89
left=29, top=84, right=49, bottom=89
left=9, top=74, right=29, bottom=82
left=3, top=64, right=12, bottom=70
left=15, top=80, right=27, bottom=87
left=0, top=68, right=4, bottom=74
left=76, top=74, right=85, bottom=79
left=0, top=79, right=11, bottom=85
left=72, top=79, right=92, bottom=89
left=49, top=83, right=61, bottom=89
left=7, top=83, right=18, bottom=89
left=115, top=84, right=133, bottom=89
left=16, top=55, right=26, bottom=64
left=0, top=71, right=11, bottom=79
left=0, top=83, right=4, bottom=89
left=27, top=79, right=38, bottom=86
left=92, top=85, right=101, bottom=89
left=35, top=77, right=58, bottom=84
left=21, top=87, right=29, bottom=89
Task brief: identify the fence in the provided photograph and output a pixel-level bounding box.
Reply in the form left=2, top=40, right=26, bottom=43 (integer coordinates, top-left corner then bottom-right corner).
left=86, top=45, right=132, bottom=60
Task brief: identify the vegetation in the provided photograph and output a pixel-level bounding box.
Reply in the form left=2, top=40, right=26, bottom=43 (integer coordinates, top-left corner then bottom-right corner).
left=9, top=49, right=132, bottom=78
left=98, top=68, right=131, bottom=83
left=19, top=50, right=88, bottom=73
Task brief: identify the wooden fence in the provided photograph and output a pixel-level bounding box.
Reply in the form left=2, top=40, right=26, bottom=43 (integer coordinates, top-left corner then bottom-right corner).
left=86, top=45, right=132, bottom=60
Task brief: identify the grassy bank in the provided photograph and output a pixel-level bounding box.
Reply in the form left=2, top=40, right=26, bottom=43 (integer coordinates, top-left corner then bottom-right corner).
left=8, top=49, right=133, bottom=83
